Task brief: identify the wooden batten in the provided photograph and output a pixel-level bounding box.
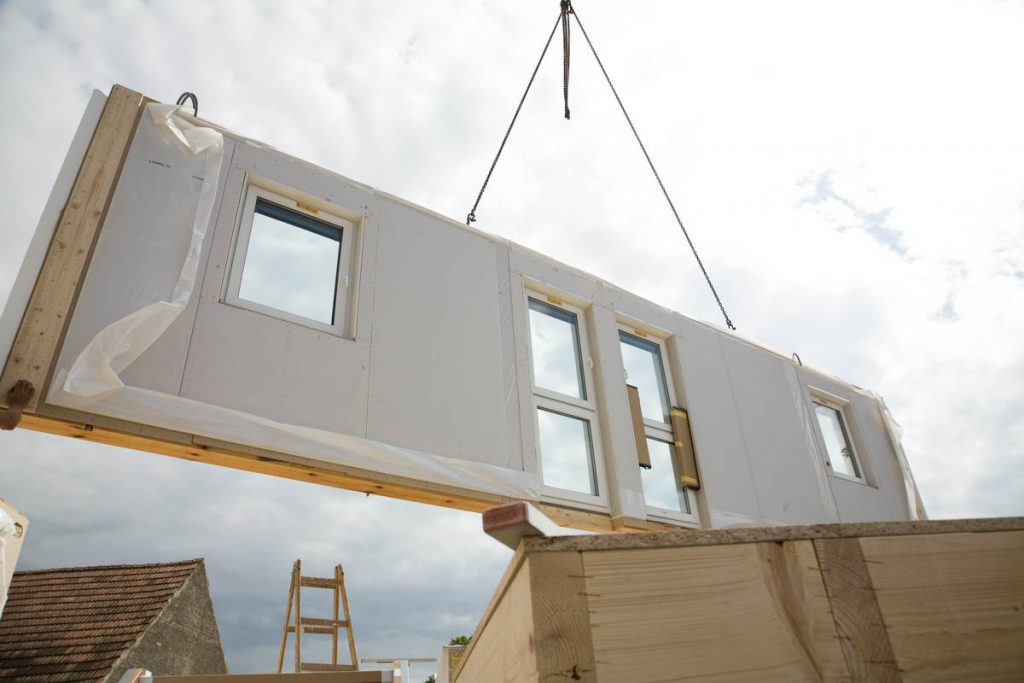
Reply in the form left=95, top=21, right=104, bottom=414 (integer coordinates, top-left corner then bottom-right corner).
left=669, top=406, right=700, bottom=490
left=17, top=410, right=666, bottom=533
left=626, top=384, right=650, bottom=468
left=1, top=85, right=146, bottom=410
left=456, top=517, right=1024, bottom=682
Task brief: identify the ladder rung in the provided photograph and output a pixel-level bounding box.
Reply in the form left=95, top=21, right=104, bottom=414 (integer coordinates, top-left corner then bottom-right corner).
left=300, top=663, right=357, bottom=672
left=301, top=617, right=349, bottom=627
left=288, top=625, right=336, bottom=635
left=301, top=577, right=342, bottom=589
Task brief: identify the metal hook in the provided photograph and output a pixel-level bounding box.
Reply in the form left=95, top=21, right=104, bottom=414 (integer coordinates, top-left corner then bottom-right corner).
left=792, top=352, right=803, bottom=367
left=175, top=91, right=199, bottom=117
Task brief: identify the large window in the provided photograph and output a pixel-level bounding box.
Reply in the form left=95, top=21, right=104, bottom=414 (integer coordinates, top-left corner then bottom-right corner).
left=527, top=296, right=603, bottom=501
left=619, top=329, right=691, bottom=515
left=226, top=186, right=355, bottom=336
left=811, top=391, right=863, bottom=481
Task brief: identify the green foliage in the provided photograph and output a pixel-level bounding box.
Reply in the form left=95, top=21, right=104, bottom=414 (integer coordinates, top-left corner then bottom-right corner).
left=424, top=676, right=436, bottom=683
left=449, top=634, right=472, bottom=646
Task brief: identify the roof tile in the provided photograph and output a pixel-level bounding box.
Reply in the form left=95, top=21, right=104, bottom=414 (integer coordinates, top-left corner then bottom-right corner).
left=0, top=559, right=202, bottom=682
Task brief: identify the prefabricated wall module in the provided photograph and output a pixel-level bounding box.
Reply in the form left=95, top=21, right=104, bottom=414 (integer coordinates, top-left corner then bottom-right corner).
left=0, top=85, right=926, bottom=532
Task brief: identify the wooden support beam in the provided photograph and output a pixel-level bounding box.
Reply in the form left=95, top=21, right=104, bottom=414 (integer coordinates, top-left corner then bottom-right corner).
left=1, top=85, right=145, bottom=409
left=813, top=537, right=900, bottom=681
left=528, top=552, right=597, bottom=681
left=16, top=411, right=670, bottom=534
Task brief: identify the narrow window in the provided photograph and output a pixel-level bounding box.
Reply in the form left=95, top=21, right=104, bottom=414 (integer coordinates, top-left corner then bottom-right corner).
left=527, top=296, right=602, bottom=499
left=619, top=330, right=690, bottom=514
left=227, top=186, right=356, bottom=336
left=814, top=401, right=861, bottom=479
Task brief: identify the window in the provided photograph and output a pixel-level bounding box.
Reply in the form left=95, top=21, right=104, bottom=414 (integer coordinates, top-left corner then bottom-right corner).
left=226, top=185, right=356, bottom=335
left=527, top=296, right=603, bottom=501
left=812, top=394, right=862, bottom=480
left=619, top=329, right=691, bottom=515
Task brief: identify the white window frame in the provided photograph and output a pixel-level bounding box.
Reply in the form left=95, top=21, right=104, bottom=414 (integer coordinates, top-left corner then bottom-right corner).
left=225, top=184, right=356, bottom=337
left=618, top=325, right=699, bottom=524
left=808, top=387, right=866, bottom=484
left=526, top=293, right=608, bottom=508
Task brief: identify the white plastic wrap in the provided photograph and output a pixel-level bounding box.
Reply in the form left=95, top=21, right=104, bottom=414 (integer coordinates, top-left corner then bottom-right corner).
left=870, top=392, right=927, bottom=520
left=49, top=104, right=540, bottom=502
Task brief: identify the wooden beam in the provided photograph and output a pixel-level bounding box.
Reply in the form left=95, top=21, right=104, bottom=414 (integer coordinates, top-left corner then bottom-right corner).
left=17, top=411, right=660, bottom=534
left=1, top=85, right=145, bottom=409
left=813, top=537, right=900, bottom=681
left=860, top=530, right=1024, bottom=680
left=528, top=551, right=597, bottom=681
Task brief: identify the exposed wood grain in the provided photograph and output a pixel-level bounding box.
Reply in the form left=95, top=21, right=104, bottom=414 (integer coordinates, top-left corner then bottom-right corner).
left=861, top=530, right=1024, bottom=682
left=529, top=552, right=596, bottom=682
left=454, top=555, right=537, bottom=682
left=583, top=543, right=844, bottom=682
left=757, top=540, right=847, bottom=682
left=813, top=537, right=900, bottom=681
left=277, top=560, right=298, bottom=673
left=1, top=85, right=145, bottom=409
left=339, top=564, right=359, bottom=671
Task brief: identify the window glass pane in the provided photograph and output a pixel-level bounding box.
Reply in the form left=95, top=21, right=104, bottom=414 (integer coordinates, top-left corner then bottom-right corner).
left=528, top=299, right=586, bottom=399
left=619, top=332, right=670, bottom=422
left=814, top=403, right=860, bottom=478
left=640, top=438, right=689, bottom=512
left=238, top=199, right=342, bottom=325
left=537, top=408, right=597, bottom=495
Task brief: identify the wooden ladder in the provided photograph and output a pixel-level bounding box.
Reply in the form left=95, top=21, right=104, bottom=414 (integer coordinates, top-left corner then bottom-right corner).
left=277, top=559, right=359, bottom=673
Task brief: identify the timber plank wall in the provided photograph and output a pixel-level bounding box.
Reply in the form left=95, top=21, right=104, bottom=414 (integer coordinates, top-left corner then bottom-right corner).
left=455, top=517, right=1024, bottom=682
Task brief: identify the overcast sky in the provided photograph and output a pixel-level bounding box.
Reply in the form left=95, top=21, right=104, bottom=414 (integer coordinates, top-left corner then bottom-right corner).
left=1, top=0, right=1022, bottom=677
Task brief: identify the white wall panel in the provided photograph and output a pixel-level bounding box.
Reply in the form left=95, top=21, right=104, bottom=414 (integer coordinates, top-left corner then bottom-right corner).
left=718, top=335, right=839, bottom=524
left=365, top=200, right=508, bottom=468
left=671, top=317, right=762, bottom=525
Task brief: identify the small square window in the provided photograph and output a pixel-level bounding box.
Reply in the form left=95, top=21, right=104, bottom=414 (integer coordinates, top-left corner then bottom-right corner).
left=813, top=399, right=862, bottom=479
left=227, top=186, right=355, bottom=335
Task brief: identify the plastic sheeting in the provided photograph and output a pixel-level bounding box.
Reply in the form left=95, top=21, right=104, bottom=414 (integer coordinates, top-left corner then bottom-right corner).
left=870, top=391, right=927, bottom=521
left=48, top=104, right=540, bottom=502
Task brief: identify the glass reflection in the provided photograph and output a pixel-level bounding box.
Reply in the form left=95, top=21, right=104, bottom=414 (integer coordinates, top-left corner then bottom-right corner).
left=239, top=199, right=341, bottom=325
left=537, top=408, right=597, bottom=495
left=640, top=438, right=688, bottom=512
left=620, top=332, right=670, bottom=422
left=529, top=299, right=585, bottom=399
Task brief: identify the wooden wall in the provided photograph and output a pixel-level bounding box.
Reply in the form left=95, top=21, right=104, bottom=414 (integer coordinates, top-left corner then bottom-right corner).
left=455, top=518, right=1024, bottom=682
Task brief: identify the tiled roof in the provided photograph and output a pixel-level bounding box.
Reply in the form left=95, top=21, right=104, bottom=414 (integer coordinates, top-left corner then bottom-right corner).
left=0, top=559, right=203, bottom=683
